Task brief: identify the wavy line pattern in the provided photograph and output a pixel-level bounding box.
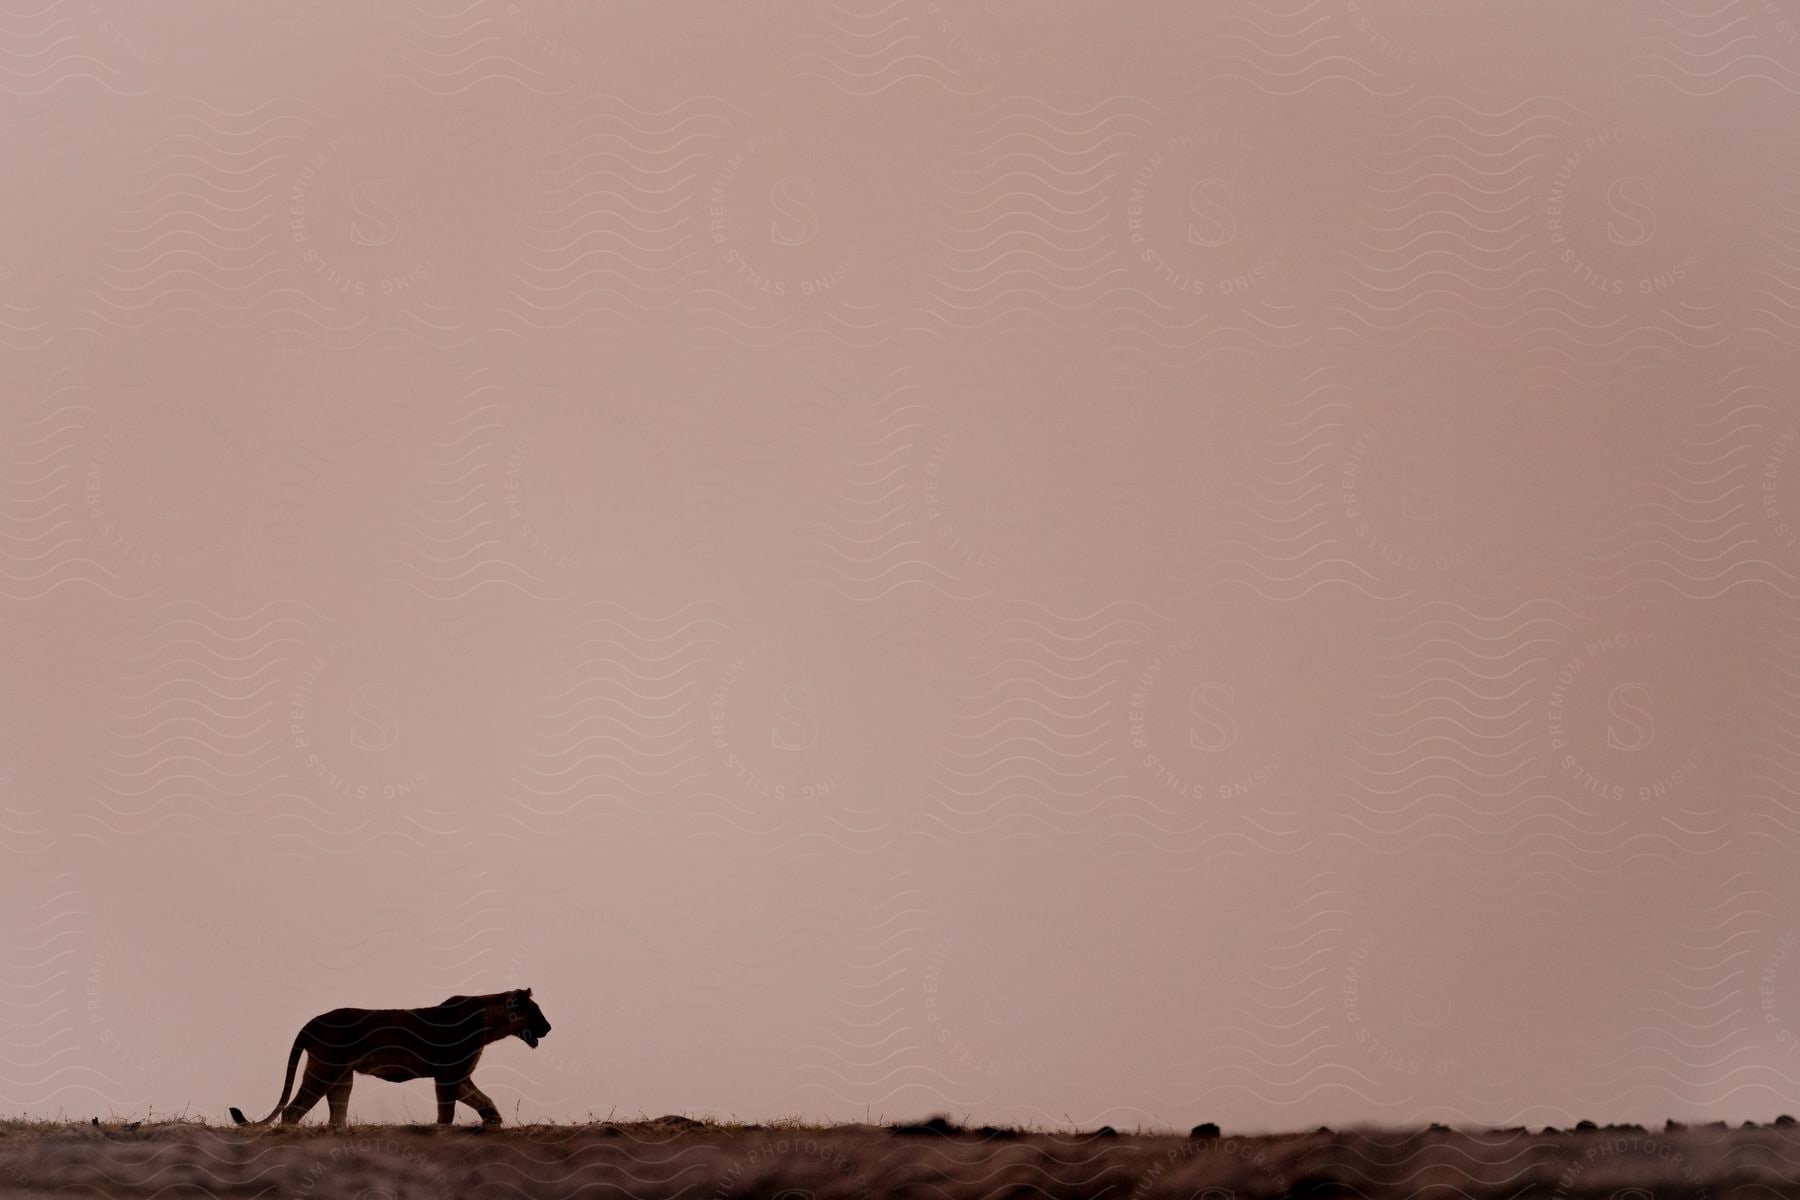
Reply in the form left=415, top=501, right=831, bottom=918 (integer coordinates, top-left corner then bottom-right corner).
left=1743, top=147, right=1800, bottom=342
left=916, top=96, right=1160, bottom=341
left=788, top=365, right=982, bottom=603
left=1176, top=872, right=1381, bottom=1123
left=4, top=0, right=1797, bottom=1137
left=1742, top=601, right=1800, bottom=857
left=0, top=871, right=126, bottom=1112
left=74, top=98, right=316, bottom=339
left=1570, top=364, right=1796, bottom=599
left=917, top=601, right=1152, bottom=844
left=1599, top=855, right=1800, bottom=1121
left=1630, top=0, right=1800, bottom=95
left=1175, top=369, right=1399, bottom=603
left=83, top=600, right=320, bottom=846
left=0, top=0, right=158, bottom=98
left=1163, top=1, right=1404, bottom=100
left=378, top=0, right=585, bottom=98
left=1332, top=599, right=1577, bottom=856
left=781, top=878, right=936, bottom=1114
left=495, top=97, right=732, bottom=338
left=764, top=0, right=966, bottom=98
left=1333, top=596, right=1747, bottom=916
left=1333, top=96, right=1583, bottom=352
left=0, top=382, right=125, bottom=602
left=506, top=602, right=728, bottom=842
left=378, top=379, right=524, bottom=602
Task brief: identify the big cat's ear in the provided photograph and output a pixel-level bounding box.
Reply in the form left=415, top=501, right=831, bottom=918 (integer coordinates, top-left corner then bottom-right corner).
left=524, top=987, right=533, bottom=997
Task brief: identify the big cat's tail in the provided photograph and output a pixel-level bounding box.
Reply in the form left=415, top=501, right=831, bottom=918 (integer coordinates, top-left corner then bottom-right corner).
left=230, top=1027, right=307, bottom=1126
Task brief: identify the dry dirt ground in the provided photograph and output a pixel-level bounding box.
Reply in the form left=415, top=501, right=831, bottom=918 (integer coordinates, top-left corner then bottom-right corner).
left=0, top=1115, right=1794, bottom=1198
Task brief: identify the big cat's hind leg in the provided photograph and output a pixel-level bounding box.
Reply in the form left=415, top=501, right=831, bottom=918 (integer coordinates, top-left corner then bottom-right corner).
left=279, top=1059, right=334, bottom=1126
left=326, top=1076, right=353, bottom=1130
left=435, top=1079, right=457, bottom=1125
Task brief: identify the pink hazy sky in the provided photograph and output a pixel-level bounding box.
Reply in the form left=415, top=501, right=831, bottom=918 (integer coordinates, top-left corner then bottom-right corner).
left=2, top=0, right=1799, bottom=1132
